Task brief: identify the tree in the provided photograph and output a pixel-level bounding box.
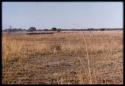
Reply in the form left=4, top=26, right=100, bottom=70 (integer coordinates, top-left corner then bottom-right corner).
left=28, top=27, right=36, bottom=32
left=52, top=27, right=57, bottom=31
left=100, top=28, right=105, bottom=31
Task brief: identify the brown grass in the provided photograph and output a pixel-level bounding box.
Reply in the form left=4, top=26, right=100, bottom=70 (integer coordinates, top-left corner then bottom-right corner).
left=2, top=31, right=123, bottom=84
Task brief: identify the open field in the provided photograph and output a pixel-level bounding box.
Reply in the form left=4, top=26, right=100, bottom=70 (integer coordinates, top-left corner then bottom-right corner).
left=2, top=31, right=123, bottom=84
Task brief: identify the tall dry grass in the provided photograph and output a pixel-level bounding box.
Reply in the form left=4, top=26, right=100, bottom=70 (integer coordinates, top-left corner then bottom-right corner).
left=2, top=31, right=123, bottom=84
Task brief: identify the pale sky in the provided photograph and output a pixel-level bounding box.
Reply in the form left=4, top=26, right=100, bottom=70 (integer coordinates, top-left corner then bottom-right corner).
left=2, top=2, right=123, bottom=29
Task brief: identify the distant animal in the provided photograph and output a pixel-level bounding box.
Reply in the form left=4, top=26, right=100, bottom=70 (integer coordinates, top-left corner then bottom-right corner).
left=50, top=44, right=61, bottom=54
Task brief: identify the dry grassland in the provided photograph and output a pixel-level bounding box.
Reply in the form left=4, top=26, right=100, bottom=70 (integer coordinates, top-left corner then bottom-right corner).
left=2, top=31, right=123, bottom=84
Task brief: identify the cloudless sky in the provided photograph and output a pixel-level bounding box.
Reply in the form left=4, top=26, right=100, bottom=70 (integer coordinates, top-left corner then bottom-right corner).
left=2, top=2, right=123, bottom=29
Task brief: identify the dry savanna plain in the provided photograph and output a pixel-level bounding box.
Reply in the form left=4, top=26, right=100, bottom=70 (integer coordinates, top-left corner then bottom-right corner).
left=2, top=31, right=123, bottom=84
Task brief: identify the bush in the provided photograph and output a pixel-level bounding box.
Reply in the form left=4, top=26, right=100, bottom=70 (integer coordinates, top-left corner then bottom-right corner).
left=28, top=27, right=36, bottom=32
left=57, top=28, right=61, bottom=32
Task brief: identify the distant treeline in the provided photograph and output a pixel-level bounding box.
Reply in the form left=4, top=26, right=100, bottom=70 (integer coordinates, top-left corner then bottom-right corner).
left=2, top=27, right=123, bottom=32
left=57, top=28, right=123, bottom=31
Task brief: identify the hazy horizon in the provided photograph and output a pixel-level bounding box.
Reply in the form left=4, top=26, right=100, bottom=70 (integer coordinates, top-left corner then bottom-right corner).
left=2, top=2, right=123, bottom=29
